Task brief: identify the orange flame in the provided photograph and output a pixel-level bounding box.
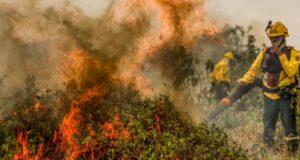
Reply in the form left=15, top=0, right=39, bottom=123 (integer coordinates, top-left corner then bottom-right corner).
left=112, top=0, right=218, bottom=96
left=57, top=86, right=104, bottom=159
left=63, top=48, right=88, bottom=86
left=33, top=97, right=42, bottom=112
left=12, top=0, right=219, bottom=159
left=154, top=114, right=161, bottom=135
left=14, top=130, right=30, bottom=160
left=60, top=103, right=81, bottom=144
left=77, top=86, right=102, bottom=103
left=13, top=130, right=44, bottom=160
left=103, top=115, right=130, bottom=140
left=52, top=130, right=58, bottom=143
left=59, top=102, right=81, bottom=160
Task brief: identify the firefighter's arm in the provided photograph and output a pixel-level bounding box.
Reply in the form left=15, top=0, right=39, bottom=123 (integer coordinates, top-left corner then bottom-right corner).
left=238, top=49, right=265, bottom=83
left=279, top=49, right=300, bottom=77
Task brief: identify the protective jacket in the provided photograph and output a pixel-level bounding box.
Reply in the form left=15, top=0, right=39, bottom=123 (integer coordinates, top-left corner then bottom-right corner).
left=239, top=46, right=300, bottom=100
left=210, top=58, right=231, bottom=83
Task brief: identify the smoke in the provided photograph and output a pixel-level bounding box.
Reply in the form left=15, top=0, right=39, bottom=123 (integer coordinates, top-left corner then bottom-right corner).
left=0, top=0, right=220, bottom=123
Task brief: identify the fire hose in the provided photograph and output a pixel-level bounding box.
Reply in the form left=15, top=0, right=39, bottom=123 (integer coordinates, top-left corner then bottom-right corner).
left=205, top=63, right=300, bottom=122
left=205, top=78, right=263, bottom=122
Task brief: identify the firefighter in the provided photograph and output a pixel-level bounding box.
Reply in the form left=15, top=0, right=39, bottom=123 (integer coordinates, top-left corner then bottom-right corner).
left=210, top=51, right=234, bottom=101
left=222, top=21, right=300, bottom=153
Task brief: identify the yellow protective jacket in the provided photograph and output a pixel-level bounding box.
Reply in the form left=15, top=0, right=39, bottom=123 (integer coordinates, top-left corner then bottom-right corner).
left=239, top=47, right=300, bottom=100
left=210, top=58, right=231, bottom=83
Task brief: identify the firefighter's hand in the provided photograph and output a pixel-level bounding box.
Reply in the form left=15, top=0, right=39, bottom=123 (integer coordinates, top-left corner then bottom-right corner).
left=221, top=97, right=232, bottom=107
left=272, top=45, right=285, bottom=56
left=273, top=48, right=283, bottom=56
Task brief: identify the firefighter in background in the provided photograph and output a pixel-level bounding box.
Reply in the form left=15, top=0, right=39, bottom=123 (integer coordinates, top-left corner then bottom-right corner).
left=219, top=21, right=300, bottom=153
left=210, top=52, right=234, bottom=101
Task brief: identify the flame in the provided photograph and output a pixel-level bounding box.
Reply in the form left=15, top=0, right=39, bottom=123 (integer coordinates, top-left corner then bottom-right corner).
left=60, top=103, right=81, bottom=145
left=52, top=130, right=58, bottom=143
left=111, top=0, right=218, bottom=96
left=13, top=130, right=44, bottom=160
left=59, top=102, right=81, bottom=160
left=33, top=97, right=42, bottom=112
left=103, top=115, right=130, bottom=140
left=113, top=0, right=175, bottom=96
left=154, top=114, right=161, bottom=135
left=35, top=144, right=44, bottom=159
left=57, top=86, right=104, bottom=159
left=14, top=130, right=30, bottom=160
left=87, top=124, right=96, bottom=136
left=63, top=49, right=88, bottom=85
left=10, top=0, right=219, bottom=159
left=77, top=86, right=102, bottom=103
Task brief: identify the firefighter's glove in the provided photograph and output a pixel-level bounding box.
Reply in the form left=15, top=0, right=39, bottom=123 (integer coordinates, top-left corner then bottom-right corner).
left=221, top=97, right=232, bottom=107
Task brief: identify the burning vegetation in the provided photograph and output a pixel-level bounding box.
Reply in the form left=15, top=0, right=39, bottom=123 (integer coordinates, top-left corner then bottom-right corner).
left=0, top=0, right=249, bottom=159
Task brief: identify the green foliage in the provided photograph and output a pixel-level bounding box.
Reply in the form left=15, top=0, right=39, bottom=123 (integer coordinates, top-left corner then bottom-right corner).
left=0, top=94, right=248, bottom=159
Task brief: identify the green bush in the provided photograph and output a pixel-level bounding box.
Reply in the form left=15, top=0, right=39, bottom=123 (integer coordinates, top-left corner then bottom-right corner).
left=0, top=94, right=248, bottom=159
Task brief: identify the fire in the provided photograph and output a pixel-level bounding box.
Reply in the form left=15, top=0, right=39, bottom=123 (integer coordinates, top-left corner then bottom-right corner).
left=56, top=86, right=105, bottom=159
left=111, top=0, right=218, bottom=96
left=102, top=115, right=130, bottom=140
left=35, top=144, right=44, bottom=159
left=63, top=48, right=88, bottom=85
left=60, top=103, right=81, bottom=145
left=33, top=97, right=42, bottom=112
left=154, top=114, right=162, bottom=135
left=13, top=130, right=44, bottom=160
left=77, top=86, right=102, bottom=103
left=59, top=102, right=81, bottom=160
left=14, top=130, right=30, bottom=160
left=52, top=130, right=58, bottom=143
left=9, top=0, right=219, bottom=159
left=87, top=124, right=96, bottom=136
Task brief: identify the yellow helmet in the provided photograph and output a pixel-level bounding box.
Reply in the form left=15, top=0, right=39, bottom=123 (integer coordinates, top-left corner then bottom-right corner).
left=224, top=52, right=234, bottom=60
left=267, top=21, right=289, bottom=37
